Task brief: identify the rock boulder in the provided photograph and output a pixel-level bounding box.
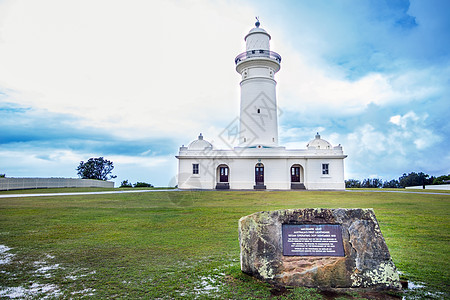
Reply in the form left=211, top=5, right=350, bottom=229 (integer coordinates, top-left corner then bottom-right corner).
left=238, top=208, right=401, bottom=290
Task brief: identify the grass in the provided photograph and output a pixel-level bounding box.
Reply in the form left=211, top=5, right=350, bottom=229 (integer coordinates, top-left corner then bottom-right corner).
left=0, top=187, right=117, bottom=194
left=347, top=187, right=450, bottom=193
left=0, top=186, right=174, bottom=194
left=0, top=189, right=448, bottom=299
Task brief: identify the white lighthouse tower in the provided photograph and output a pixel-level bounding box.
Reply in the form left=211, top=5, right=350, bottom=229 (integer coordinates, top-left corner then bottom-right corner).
left=235, top=18, right=281, bottom=147
left=176, top=20, right=347, bottom=191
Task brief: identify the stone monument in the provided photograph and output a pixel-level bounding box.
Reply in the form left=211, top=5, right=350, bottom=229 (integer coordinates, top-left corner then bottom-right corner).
left=238, top=208, right=401, bottom=290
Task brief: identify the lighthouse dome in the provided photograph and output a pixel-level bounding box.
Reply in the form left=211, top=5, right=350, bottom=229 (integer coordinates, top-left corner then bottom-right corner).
left=307, top=133, right=332, bottom=149
left=188, top=133, right=213, bottom=150
left=246, top=26, right=270, bottom=37
left=245, top=20, right=271, bottom=51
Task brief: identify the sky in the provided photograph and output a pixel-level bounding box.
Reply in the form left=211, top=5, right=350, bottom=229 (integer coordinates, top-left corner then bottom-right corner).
left=0, top=0, right=449, bottom=187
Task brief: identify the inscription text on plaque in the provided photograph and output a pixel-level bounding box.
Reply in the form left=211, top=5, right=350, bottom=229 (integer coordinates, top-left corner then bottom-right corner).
left=282, top=224, right=344, bottom=256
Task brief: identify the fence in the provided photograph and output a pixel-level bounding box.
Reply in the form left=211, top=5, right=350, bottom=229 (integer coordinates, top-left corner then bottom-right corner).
left=405, top=184, right=450, bottom=191
left=0, top=178, right=114, bottom=191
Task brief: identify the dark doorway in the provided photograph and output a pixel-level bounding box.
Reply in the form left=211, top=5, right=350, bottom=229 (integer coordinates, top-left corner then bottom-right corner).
left=290, top=164, right=305, bottom=190
left=216, top=165, right=230, bottom=189
left=255, top=164, right=264, bottom=185
left=291, top=166, right=300, bottom=182
left=219, top=166, right=229, bottom=182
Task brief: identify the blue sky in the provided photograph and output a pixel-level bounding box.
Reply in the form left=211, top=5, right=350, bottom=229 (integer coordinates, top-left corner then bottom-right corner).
left=0, top=0, right=449, bottom=186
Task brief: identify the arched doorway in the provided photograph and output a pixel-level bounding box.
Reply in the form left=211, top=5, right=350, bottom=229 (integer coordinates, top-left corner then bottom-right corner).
left=219, top=165, right=229, bottom=182
left=291, top=166, right=300, bottom=182
left=290, top=164, right=305, bottom=190
left=216, top=164, right=230, bottom=189
left=254, top=163, right=266, bottom=189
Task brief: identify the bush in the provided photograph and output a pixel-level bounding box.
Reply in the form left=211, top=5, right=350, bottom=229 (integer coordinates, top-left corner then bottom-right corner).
left=119, top=180, right=133, bottom=188
left=346, top=178, right=384, bottom=188
left=361, top=178, right=383, bottom=188
left=433, top=174, right=450, bottom=185
left=383, top=179, right=401, bottom=188
left=134, top=182, right=153, bottom=188
left=345, top=179, right=361, bottom=188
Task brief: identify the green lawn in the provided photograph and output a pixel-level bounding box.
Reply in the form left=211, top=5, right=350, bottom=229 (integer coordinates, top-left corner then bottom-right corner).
left=0, top=189, right=448, bottom=299
left=0, top=186, right=174, bottom=194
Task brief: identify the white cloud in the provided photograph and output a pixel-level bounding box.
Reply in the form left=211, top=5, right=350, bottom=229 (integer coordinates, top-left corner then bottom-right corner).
left=280, top=126, right=325, bottom=142
left=0, top=148, right=85, bottom=178
left=108, top=154, right=170, bottom=168
left=347, top=111, right=441, bottom=158
left=277, top=43, right=446, bottom=117
left=0, top=0, right=255, bottom=141
left=1, top=0, right=446, bottom=139
left=3, top=0, right=442, bottom=143
left=0, top=146, right=175, bottom=186
left=389, top=111, right=421, bottom=128
left=347, top=124, right=387, bottom=154
left=342, top=108, right=444, bottom=180
left=1, top=0, right=449, bottom=184
left=388, top=111, right=440, bottom=150
left=389, top=115, right=401, bottom=126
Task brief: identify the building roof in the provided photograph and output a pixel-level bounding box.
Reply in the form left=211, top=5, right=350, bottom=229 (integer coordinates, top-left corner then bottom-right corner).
left=187, top=133, right=213, bottom=150
left=245, top=26, right=271, bottom=41
left=307, top=133, right=332, bottom=149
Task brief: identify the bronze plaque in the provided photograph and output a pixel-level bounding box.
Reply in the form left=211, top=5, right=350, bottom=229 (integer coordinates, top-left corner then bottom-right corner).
left=282, top=224, right=344, bottom=256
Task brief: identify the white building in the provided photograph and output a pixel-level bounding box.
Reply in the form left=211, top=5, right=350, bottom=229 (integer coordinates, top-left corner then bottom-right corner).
left=176, top=20, right=347, bottom=190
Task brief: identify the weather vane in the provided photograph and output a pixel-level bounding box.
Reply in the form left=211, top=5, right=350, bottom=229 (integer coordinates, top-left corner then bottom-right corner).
left=255, top=16, right=260, bottom=28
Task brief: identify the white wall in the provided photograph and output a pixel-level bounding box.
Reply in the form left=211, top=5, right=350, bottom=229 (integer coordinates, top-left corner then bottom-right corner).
left=405, top=184, right=450, bottom=190
left=239, top=76, right=279, bottom=147
left=177, top=155, right=346, bottom=190
left=305, top=158, right=345, bottom=190
left=0, top=178, right=114, bottom=191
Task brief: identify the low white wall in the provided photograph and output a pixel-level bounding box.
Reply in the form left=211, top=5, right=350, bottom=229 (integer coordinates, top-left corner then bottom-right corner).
left=0, top=178, right=114, bottom=191
left=405, top=184, right=450, bottom=190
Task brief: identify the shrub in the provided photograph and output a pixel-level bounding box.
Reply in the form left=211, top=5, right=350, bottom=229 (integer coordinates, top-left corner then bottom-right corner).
left=120, top=180, right=133, bottom=188
left=433, top=174, right=450, bottom=185
left=383, top=179, right=401, bottom=188
left=345, top=179, right=361, bottom=188
left=134, top=182, right=153, bottom=188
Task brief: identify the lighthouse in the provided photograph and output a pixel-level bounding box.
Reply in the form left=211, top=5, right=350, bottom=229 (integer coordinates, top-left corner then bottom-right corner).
left=235, top=18, right=281, bottom=147
left=176, top=20, right=346, bottom=191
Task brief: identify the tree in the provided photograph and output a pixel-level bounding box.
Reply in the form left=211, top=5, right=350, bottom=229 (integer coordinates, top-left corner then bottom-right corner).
left=77, top=157, right=117, bottom=180
left=372, top=178, right=383, bottom=188
left=399, top=172, right=430, bottom=188
left=383, top=179, right=400, bottom=188
left=361, top=178, right=383, bottom=188
left=433, top=174, right=450, bottom=185
left=120, top=180, right=133, bottom=188
left=428, top=176, right=436, bottom=185
left=134, top=182, right=153, bottom=188
left=345, top=179, right=361, bottom=188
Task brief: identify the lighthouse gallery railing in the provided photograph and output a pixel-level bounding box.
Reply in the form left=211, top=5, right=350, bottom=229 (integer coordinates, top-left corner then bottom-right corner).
left=235, top=50, right=282, bottom=64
